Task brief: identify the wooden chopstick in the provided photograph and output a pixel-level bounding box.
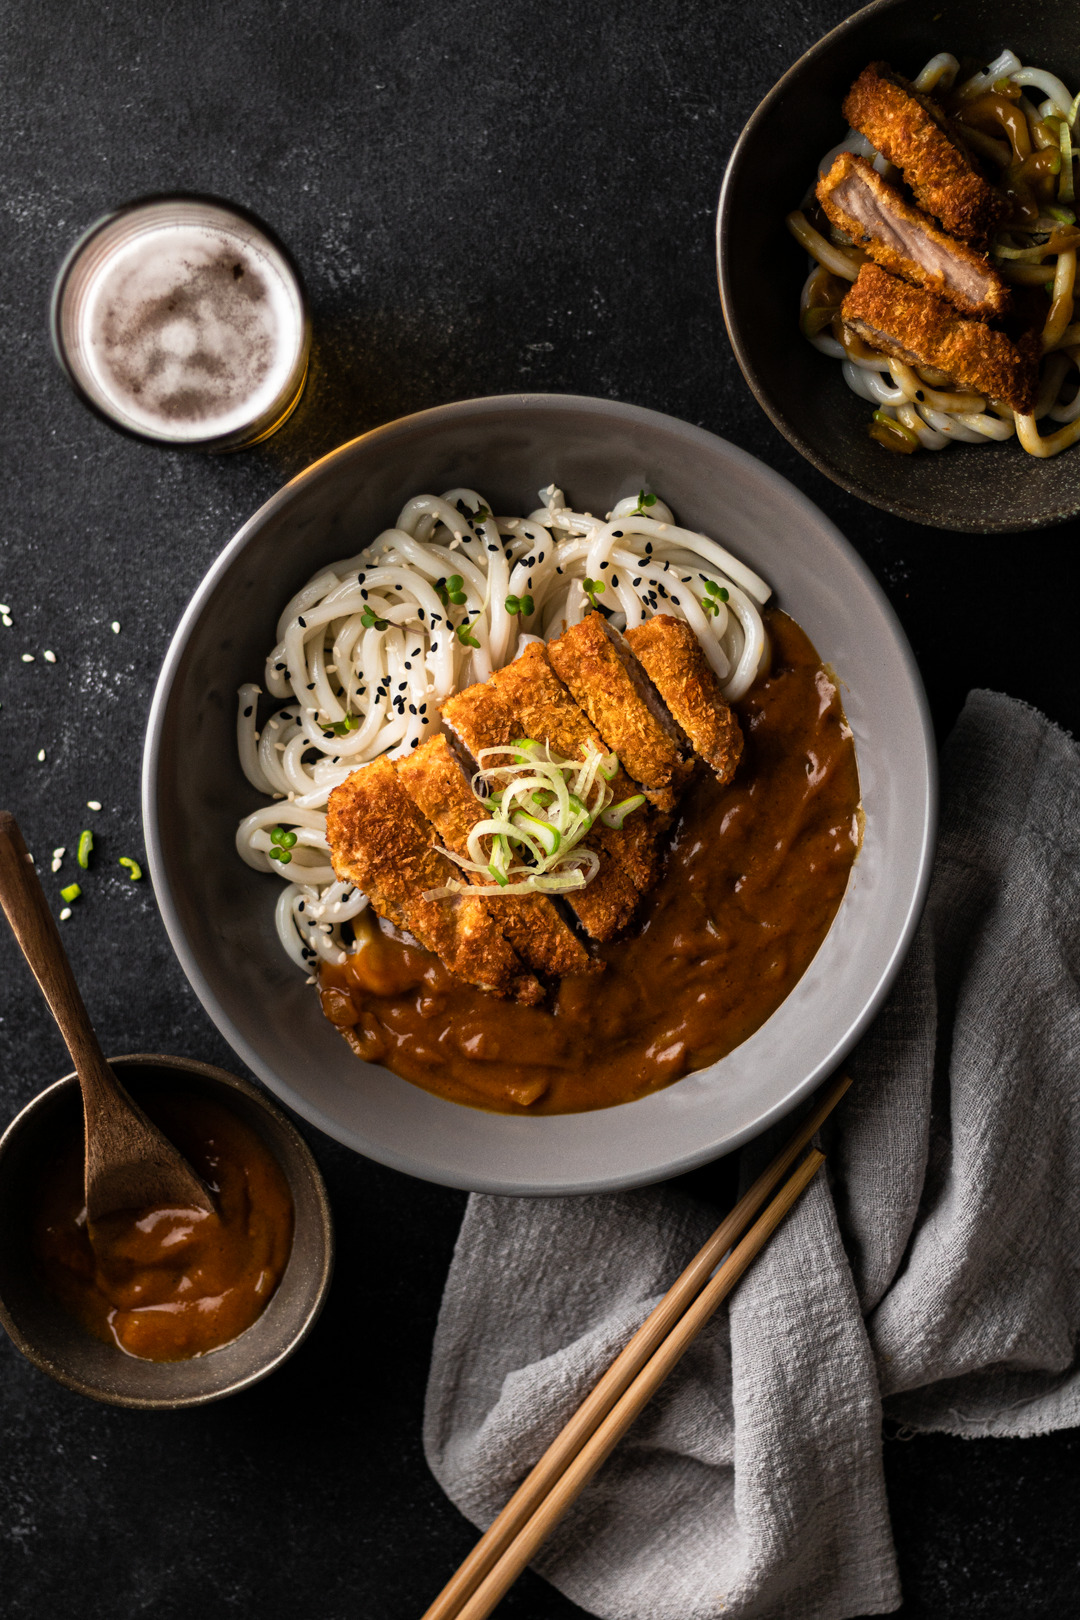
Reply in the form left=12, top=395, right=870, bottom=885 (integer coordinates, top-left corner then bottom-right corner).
left=422, top=1074, right=849, bottom=1620
left=446, top=1148, right=826, bottom=1620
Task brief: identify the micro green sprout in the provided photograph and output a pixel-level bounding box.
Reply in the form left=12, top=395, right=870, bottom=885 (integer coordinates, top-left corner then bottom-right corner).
left=268, top=825, right=297, bottom=864
left=632, top=489, right=657, bottom=515
left=436, top=574, right=468, bottom=608
left=118, top=857, right=142, bottom=881
left=582, top=577, right=606, bottom=609
left=456, top=617, right=481, bottom=649
left=702, top=579, right=730, bottom=618
left=331, top=713, right=360, bottom=737
left=470, top=505, right=492, bottom=526
left=76, top=829, right=94, bottom=869
left=60, top=882, right=82, bottom=904
left=504, top=593, right=535, bottom=617
left=360, top=608, right=390, bottom=631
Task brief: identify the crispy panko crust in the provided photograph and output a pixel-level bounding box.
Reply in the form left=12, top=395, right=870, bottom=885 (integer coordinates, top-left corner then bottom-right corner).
left=326, top=755, right=543, bottom=1003
left=395, top=735, right=601, bottom=979
left=843, top=63, right=1008, bottom=244
left=624, top=615, right=743, bottom=786
left=547, top=613, right=693, bottom=812
left=842, top=262, right=1039, bottom=413
left=441, top=643, right=657, bottom=941
left=817, top=152, right=1009, bottom=318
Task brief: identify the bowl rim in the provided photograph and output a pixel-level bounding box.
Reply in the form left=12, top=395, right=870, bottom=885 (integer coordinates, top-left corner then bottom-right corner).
left=715, top=0, right=1080, bottom=534
left=142, top=391, right=937, bottom=1193
left=0, top=1053, right=334, bottom=1408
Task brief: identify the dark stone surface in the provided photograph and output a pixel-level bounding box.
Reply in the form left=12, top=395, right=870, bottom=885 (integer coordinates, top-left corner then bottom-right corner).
left=1, top=0, right=1078, bottom=1615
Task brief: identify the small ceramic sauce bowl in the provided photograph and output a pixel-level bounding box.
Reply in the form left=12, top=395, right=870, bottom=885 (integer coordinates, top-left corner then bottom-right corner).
left=0, top=1054, right=333, bottom=1408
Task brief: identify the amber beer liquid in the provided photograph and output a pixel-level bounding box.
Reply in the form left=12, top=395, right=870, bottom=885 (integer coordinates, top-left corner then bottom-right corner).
left=51, top=196, right=310, bottom=450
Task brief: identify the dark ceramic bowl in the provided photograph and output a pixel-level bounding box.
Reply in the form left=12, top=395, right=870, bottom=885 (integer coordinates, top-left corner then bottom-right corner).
left=717, top=0, right=1080, bottom=532
left=143, top=393, right=935, bottom=1196
left=0, top=1055, right=333, bottom=1407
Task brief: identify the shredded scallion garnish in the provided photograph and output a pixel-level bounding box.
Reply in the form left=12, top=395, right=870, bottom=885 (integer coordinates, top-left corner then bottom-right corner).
left=60, top=882, right=81, bottom=904
left=423, top=737, right=642, bottom=899
left=118, top=857, right=142, bottom=881
left=76, top=830, right=93, bottom=869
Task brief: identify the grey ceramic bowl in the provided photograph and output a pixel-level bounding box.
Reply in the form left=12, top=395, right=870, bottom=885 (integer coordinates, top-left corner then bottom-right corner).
left=718, top=0, right=1080, bottom=532
left=143, top=392, right=935, bottom=1195
left=0, top=1054, right=333, bottom=1407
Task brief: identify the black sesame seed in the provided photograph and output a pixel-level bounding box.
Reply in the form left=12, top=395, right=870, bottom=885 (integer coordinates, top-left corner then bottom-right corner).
left=671, top=595, right=680, bottom=605
left=298, top=615, right=307, bottom=627
left=431, top=641, right=439, bottom=652
left=556, top=565, right=563, bottom=574
left=599, top=561, right=609, bottom=569
left=418, top=608, right=425, bottom=622
left=243, top=705, right=253, bottom=717
left=419, top=703, right=427, bottom=713
left=611, top=575, right=619, bottom=587
left=307, top=682, right=316, bottom=690
left=422, top=716, right=430, bottom=724
left=488, top=543, right=498, bottom=552
left=409, top=704, right=417, bottom=715
left=404, top=661, right=411, bottom=670
left=275, top=661, right=285, bottom=670
left=538, top=551, right=545, bottom=562
left=360, top=589, right=369, bottom=600
left=298, top=901, right=305, bottom=912
left=633, top=577, right=641, bottom=587
left=645, top=543, right=653, bottom=554
left=357, top=572, right=366, bottom=584
left=411, top=737, right=419, bottom=748
left=612, top=530, right=623, bottom=538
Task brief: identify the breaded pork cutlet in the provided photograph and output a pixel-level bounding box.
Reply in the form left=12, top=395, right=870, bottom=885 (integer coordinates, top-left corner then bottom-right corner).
left=842, top=262, right=1039, bottom=413
left=547, top=612, right=693, bottom=812
left=624, top=614, right=743, bottom=786
left=817, top=152, right=1009, bottom=318
left=326, top=755, right=543, bottom=1003
left=843, top=62, right=1008, bottom=244
left=441, top=643, right=657, bottom=942
left=395, top=735, right=601, bottom=979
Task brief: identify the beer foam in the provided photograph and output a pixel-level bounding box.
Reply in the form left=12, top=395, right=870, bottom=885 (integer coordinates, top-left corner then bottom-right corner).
left=70, top=214, right=305, bottom=443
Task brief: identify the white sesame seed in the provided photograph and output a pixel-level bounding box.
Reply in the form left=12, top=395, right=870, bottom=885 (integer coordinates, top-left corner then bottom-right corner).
left=0, top=603, right=8, bottom=613
left=37, top=749, right=45, bottom=761
left=43, top=650, right=56, bottom=663
left=21, top=653, right=34, bottom=662
left=59, top=907, right=72, bottom=921
left=111, top=621, right=121, bottom=634
left=87, top=800, right=102, bottom=811
left=52, top=846, right=65, bottom=860
left=1, top=615, right=11, bottom=628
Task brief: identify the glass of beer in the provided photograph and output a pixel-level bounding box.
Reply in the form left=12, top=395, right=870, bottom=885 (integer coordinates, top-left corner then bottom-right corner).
left=50, top=195, right=311, bottom=451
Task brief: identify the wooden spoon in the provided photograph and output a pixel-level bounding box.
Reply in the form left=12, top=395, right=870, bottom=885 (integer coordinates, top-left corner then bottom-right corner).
left=0, top=812, right=214, bottom=1222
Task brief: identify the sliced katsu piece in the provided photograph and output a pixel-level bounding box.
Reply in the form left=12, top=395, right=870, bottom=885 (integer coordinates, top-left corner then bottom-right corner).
left=817, top=152, right=1009, bottom=318
left=843, top=62, right=1008, bottom=244
left=395, top=735, right=601, bottom=979
left=326, top=755, right=543, bottom=1004
left=547, top=612, right=693, bottom=812
left=624, top=614, right=743, bottom=787
left=441, top=643, right=654, bottom=942
left=842, top=262, right=1039, bottom=413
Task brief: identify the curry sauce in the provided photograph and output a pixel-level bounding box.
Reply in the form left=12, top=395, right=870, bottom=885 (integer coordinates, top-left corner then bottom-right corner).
left=32, top=1093, right=294, bottom=1361
left=319, top=610, right=860, bottom=1113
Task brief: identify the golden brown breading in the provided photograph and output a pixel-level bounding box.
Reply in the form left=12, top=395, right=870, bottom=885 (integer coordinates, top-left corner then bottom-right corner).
left=841, top=262, right=1039, bottom=413
left=817, top=152, right=1009, bottom=318
left=441, top=643, right=657, bottom=941
left=395, top=735, right=601, bottom=979
left=326, top=755, right=543, bottom=1003
left=624, top=615, right=743, bottom=786
left=843, top=63, right=1008, bottom=244
left=547, top=612, right=693, bottom=812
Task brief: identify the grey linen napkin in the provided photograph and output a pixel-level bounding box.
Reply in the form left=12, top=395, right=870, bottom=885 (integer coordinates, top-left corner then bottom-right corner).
left=424, top=691, right=1080, bottom=1620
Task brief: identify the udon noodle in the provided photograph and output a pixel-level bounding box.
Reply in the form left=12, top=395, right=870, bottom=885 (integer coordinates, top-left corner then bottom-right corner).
left=235, top=486, right=771, bottom=974
left=788, top=48, right=1080, bottom=456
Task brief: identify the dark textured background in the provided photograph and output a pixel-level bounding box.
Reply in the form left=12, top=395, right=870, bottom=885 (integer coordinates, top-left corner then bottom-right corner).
left=2, top=1, right=1079, bottom=1616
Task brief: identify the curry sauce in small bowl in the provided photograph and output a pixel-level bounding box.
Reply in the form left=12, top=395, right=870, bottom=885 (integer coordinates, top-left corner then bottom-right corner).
left=0, top=1055, right=333, bottom=1407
